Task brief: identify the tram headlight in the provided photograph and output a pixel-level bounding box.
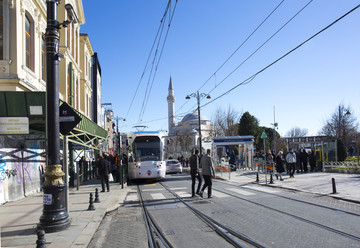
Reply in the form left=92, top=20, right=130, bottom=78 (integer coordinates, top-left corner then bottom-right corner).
left=137, top=162, right=141, bottom=167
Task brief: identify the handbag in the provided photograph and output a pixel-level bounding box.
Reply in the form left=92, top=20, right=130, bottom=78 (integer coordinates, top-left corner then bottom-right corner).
left=108, top=173, right=114, bottom=182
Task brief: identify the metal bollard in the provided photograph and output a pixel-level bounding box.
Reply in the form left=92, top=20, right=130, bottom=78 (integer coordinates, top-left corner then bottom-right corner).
left=36, top=229, right=46, bottom=248
left=332, top=178, right=337, bottom=194
left=94, top=188, right=100, bottom=203
left=270, top=174, right=274, bottom=184
left=256, top=172, right=259, bottom=182
left=88, top=193, right=95, bottom=211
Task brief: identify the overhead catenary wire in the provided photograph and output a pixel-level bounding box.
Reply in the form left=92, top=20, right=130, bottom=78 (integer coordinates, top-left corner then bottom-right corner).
left=173, top=0, right=287, bottom=118
left=139, top=0, right=179, bottom=122
left=122, top=0, right=175, bottom=123
left=201, top=3, right=360, bottom=108
left=136, top=3, right=360, bottom=130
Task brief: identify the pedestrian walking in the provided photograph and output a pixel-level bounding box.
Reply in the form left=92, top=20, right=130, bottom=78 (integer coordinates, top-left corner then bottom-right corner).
left=296, top=150, right=302, bottom=173
left=189, top=150, right=202, bottom=197
left=199, top=149, right=216, bottom=198
left=286, top=148, right=297, bottom=178
left=275, top=151, right=285, bottom=181
left=97, top=155, right=111, bottom=192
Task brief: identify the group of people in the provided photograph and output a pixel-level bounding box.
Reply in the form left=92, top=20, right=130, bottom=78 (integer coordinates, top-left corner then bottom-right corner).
left=94, top=152, right=128, bottom=193
left=273, top=148, right=318, bottom=180
left=189, top=149, right=216, bottom=198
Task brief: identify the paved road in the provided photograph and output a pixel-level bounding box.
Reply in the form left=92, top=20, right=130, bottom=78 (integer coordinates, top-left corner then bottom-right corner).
left=90, top=173, right=360, bottom=247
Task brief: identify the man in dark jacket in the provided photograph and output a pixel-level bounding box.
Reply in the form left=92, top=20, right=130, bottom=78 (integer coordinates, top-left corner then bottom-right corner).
left=98, top=155, right=111, bottom=192
left=189, top=150, right=202, bottom=197
left=199, top=149, right=216, bottom=198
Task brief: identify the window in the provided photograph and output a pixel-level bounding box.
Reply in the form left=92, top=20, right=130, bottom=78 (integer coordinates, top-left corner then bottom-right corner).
left=41, top=37, right=45, bottom=81
left=71, top=22, right=74, bottom=56
left=25, top=15, right=31, bottom=69
left=0, top=0, right=3, bottom=60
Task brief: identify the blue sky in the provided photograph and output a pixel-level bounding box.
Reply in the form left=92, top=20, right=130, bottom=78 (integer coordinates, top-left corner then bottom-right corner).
left=81, top=0, right=360, bottom=136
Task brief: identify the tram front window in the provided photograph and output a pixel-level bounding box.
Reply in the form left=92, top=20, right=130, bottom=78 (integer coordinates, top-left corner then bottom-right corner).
left=133, top=137, right=161, bottom=162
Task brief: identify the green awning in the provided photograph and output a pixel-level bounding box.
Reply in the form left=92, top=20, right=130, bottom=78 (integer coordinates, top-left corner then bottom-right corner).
left=0, top=91, right=107, bottom=150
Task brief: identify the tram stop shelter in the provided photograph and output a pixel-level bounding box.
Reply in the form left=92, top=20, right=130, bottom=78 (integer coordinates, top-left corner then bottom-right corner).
left=212, top=136, right=254, bottom=171
left=285, top=136, right=337, bottom=170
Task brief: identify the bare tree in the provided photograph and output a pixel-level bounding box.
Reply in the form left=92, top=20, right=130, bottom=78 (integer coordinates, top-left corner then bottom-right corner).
left=211, top=105, right=241, bottom=136
left=285, top=127, right=308, bottom=137
left=319, top=104, right=358, bottom=147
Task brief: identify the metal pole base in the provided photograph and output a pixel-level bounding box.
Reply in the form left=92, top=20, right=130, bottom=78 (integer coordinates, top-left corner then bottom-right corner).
left=38, top=184, right=71, bottom=233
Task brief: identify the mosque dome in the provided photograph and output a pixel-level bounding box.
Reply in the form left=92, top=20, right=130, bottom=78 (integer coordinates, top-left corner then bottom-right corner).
left=181, top=112, right=209, bottom=123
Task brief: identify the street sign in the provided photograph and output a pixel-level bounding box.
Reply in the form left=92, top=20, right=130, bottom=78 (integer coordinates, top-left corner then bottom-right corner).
left=59, top=102, right=81, bottom=135
left=260, top=130, right=268, bottom=139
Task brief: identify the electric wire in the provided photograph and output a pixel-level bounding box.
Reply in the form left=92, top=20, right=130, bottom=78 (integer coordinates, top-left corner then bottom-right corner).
left=205, top=0, right=313, bottom=96
left=139, top=0, right=179, bottom=122
left=197, top=0, right=286, bottom=92
left=123, top=0, right=173, bottom=123
left=201, top=3, right=360, bottom=108
left=131, top=3, right=360, bottom=130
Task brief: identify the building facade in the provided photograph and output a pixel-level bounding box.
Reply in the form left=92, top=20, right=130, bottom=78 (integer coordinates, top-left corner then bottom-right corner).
left=0, top=0, right=107, bottom=204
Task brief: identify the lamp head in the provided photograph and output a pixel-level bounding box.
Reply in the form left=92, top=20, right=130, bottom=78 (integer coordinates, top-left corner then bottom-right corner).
left=206, top=95, right=211, bottom=99
left=185, top=95, right=190, bottom=100
left=65, top=4, right=78, bottom=24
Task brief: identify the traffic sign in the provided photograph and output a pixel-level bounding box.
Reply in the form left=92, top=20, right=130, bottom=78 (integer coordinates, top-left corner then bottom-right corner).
left=260, top=130, right=268, bottom=139
left=59, top=102, right=81, bottom=135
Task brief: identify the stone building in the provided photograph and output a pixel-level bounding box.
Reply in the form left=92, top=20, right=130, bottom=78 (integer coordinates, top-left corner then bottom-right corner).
left=166, top=77, right=215, bottom=158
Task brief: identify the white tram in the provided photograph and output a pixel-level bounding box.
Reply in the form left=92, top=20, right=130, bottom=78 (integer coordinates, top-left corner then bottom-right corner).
left=127, top=131, right=166, bottom=181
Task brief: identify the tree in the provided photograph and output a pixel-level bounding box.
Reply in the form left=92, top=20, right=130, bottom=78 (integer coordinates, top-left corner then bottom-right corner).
left=337, top=139, right=347, bottom=161
left=238, top=111, right=260, bottom=136
left=319, top=104, right=358, bottom=148
left=212, top=106, right=241, bottom=136
left=285, top=127, right=308, bottom=137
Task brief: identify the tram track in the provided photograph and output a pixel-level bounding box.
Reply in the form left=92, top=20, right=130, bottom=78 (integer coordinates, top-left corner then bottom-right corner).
left=216, top=180, right=360, bottom=217
left=158, top=182, right=267, bottom=248
left=137, top=185, right=174, bottom=248
left=213, top=186, right=360, bottom=242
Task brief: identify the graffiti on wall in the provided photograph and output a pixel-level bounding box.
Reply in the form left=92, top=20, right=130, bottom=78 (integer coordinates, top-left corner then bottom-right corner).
left=0, top=146, right=46, bottom=184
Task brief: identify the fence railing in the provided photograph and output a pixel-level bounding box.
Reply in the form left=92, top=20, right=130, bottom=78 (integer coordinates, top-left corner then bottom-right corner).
left=323, top=161, right=359, bottom=173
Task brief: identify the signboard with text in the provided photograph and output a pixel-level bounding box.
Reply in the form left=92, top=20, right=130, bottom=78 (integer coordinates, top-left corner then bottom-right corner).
left=0, top=117, right=29, bottom=134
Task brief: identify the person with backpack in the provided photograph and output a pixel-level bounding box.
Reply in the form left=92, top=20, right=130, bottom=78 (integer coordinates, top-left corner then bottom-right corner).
left=189, top=150, right=202, bottom=197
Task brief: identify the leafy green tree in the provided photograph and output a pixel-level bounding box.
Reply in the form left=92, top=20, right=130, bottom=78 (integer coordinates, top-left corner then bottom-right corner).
left=238, top=112, right=260, bottom=136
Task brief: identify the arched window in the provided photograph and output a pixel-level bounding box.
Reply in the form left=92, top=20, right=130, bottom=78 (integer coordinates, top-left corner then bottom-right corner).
left=25, top=15, right=31, bottom=69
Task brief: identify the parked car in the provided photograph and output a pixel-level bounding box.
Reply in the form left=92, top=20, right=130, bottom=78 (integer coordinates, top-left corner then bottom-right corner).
left=165, top=159, right=182, bottom=174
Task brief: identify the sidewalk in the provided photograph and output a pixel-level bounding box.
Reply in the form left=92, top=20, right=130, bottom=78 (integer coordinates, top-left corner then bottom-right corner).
left=0, top=179, right=131, bottom=248
left=216, top=169, right=360, bottom=204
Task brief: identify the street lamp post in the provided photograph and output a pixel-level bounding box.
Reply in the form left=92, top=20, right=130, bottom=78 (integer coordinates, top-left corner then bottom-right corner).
left=186, top=91, right=210, bottom=154
left=38, top=0, right=76, bottom=233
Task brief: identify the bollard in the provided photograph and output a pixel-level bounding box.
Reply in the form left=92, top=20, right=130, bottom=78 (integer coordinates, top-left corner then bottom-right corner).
left=94, top=188, right=100, bottom=203
left=36, top=229, right=46, bottom=248
left=88, top=193, right=95, bottom=211
left=256, top=172, right=259, bottom=182
left=270, top=174, right=274, bottom=184
left=332, top=178, right=337, bottom=194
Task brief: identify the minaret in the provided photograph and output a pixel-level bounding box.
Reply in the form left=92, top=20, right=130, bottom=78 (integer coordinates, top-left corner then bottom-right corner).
left=167, top=76, right=175, bottom=133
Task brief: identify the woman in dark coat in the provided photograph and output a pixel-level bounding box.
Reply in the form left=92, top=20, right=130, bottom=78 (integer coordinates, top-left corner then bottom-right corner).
left=308, top=150, right=317, bottom=172
left=275, top=151, right=285, bottom=181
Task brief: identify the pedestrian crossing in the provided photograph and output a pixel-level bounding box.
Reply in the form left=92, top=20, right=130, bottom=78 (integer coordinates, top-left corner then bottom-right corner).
left=126, top=186, right=271, bottom=202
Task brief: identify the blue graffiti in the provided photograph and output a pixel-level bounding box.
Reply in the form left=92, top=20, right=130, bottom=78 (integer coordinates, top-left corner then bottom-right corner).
left=0, top=157, right=6, bottom=181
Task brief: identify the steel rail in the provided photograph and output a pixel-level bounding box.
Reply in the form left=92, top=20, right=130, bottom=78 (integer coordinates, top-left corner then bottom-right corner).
left=216, top=178, right=360, bottom=217
left=160, top=182, right=267, bottom=248
left=214, top=187, right=360, bottom=242
left=137, top=185, right=174, bottom=248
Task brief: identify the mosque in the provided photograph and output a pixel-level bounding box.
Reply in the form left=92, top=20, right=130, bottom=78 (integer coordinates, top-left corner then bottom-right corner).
left=165, top=77, right=215, bottom=158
